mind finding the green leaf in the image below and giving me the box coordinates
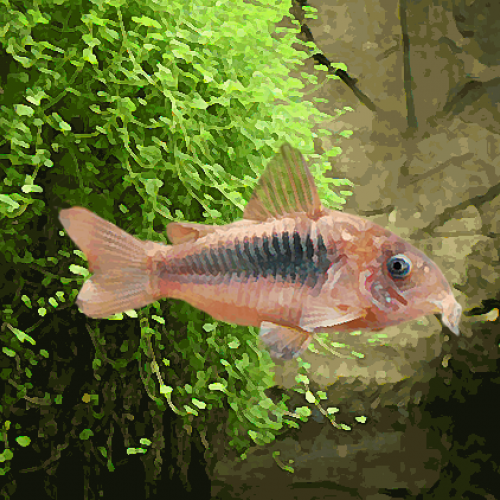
[21,295,32,308]
[0,195,20,210]
[184,405,198,416]
[228,339,240,349]
[295,406,311,418]
[107,313,124,320]
[351,351,365,359]
[7,324,35,345]
[1,449,14,462]
[221,79,245,92]
[21,184,43,193]
[83,47,97,65]
[127,447,146,455]
[69,265,89,277]
[104,28,119,41]
[160,385,172,395]
[248,430,258,442]
[208,382,226,392]
[28,9,49,25]
[15,104,34,116]
[132,16,162,29]
[192,398,206,409]
[79,429,94,440]
[155,64,175,85]
[137,145,162,166]
[305,391,315,403]
[15,436,31,447]
[295,374,309,385]
[82,34,101,47]
[143,178,163,196]
[191,95,208,109]
[316,391,327,400]
[339,130,353,138]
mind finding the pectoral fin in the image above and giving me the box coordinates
[300,261,366,331]
[300,301,366,331]
[259,322,312,360]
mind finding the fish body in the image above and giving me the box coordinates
[59,144,462,360]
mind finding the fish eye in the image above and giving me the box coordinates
[387,254,412,279]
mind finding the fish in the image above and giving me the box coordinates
[59,144,462,360]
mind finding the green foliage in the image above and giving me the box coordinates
[0,0,353,483]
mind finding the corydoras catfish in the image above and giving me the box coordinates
[59,144,462,360]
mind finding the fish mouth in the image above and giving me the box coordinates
[432,295,462,336]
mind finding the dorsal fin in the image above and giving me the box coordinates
[243,143,324,221]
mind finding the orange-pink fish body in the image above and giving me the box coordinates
[59,144,462,360]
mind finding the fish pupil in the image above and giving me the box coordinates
[387,254,411,279]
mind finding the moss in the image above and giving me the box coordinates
[0,0,352,486]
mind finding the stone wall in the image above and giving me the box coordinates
[213,1,500,498]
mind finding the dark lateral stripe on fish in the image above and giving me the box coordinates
[163,231,331,287]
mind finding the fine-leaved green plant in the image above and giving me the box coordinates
[0,0,352,485]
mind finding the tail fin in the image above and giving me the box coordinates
[59,207,166,318]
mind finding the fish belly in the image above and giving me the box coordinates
[163,275,307,327]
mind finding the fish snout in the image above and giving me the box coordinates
[432,294,462,335]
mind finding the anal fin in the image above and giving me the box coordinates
[259,322,312,360]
